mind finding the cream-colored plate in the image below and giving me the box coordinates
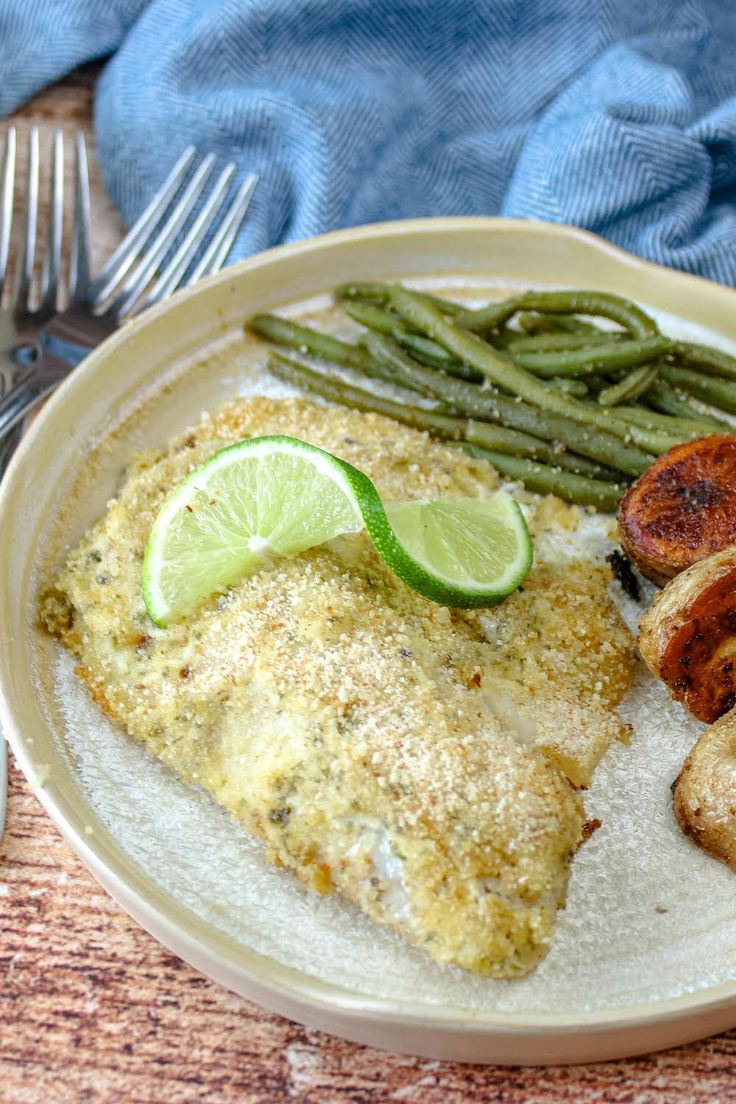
[3,218,736,1065]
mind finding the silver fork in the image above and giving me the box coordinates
[0,133,258,842]
[0,139,258,445]
[0,124,90,844]
[0,125,91,479]
[0,124,88,844]
[0,127,87,444]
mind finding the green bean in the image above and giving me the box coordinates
[248,312,466,407]
[268,354,615,479]
[458,420,577,466]
[395,335,457,369]
[343,299,407,337]
[548,378,589,397]
[613,405,718,440]
[249,313,375,373]
[363,331,646,475]
[461,421,615,476]
[398,333,480,378]
[344,300,478,379]
[518,312,552,335]
[453,297,522,333]
[521,291,659,338]
[676,342,736,382]
[251,313,449,403]
[482,325,518,350]
[267,353,456,427]
[661,365,736,415]
[509,335,670,379]
[387,288,653,469]
[597,364,659,407]
[505,331,621,353]
[455,443,625,512]
[584,411,680,453]
[457,290,659,338]
[645,379,727,426]
[248,311,475,402]
[517,311,603,336]
[336,282,463,316]
[360,330,531,417]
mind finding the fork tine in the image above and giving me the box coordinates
[38,130,64,317]
[90,145,196,303]
[185,172,258,285]
[132,162,236,315]
[107,153,217,318]
[0,127,16,302]
[15,127,39,313]
[68,132,91,303]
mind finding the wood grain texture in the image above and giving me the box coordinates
[3,67,736,1104]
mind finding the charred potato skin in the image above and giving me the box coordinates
[639,546,736,724]
[618,435,736,586]
[673,709,736,870]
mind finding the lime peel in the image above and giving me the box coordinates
[142,435,533,626]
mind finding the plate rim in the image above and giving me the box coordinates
[4,215,736,1057]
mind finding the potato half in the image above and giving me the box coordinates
[619,435,736,585]
[639,545,736,724]
[673,709,736,871]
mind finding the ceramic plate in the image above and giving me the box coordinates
[3,218,736,1065]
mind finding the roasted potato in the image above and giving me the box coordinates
[673,709,736,870]
[618,435,736,585]
[639,545,736,723]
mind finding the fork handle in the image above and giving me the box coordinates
[0,368,58,440]
[0,329,92,443]
[0,330,45,475]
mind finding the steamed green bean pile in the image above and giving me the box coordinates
[246,283,736,511]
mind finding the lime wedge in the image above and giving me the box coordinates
[383,497,533,601]
[143,435,532,626]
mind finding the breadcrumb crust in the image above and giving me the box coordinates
[41,397,634,976]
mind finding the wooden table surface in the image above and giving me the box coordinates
[3,68,736,1104]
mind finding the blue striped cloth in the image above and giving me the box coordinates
[3,1,736,282]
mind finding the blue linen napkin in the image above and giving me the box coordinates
[2,0,736,282]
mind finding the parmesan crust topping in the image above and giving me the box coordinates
[41,397,634,976]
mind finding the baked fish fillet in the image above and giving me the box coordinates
[41,397,634,977]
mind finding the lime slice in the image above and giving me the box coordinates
[143,436,364,626]
[383,497,533,602]
[143,435,532,625]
